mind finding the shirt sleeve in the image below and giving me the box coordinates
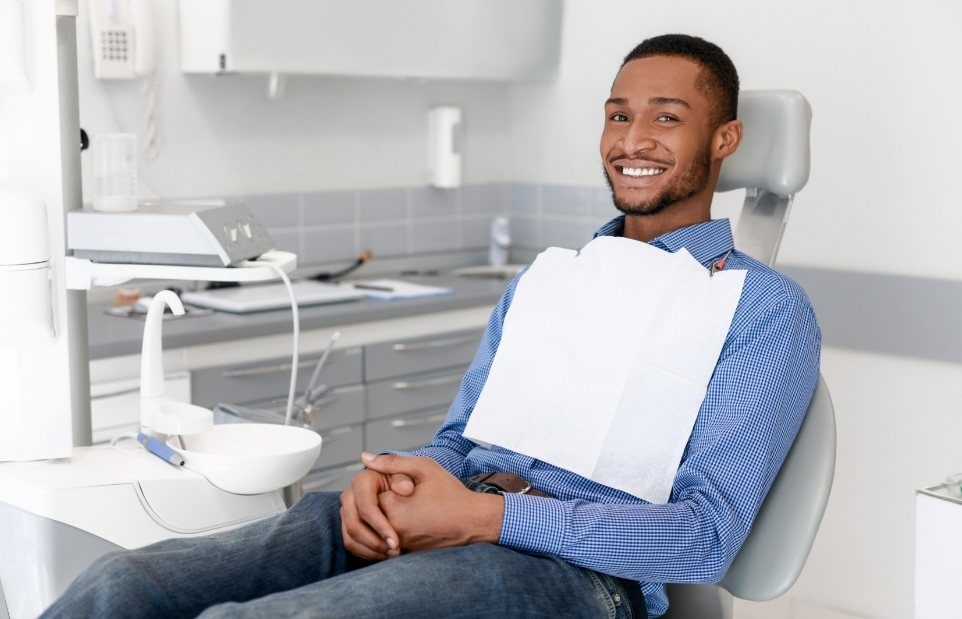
[497,288,822,583]
[402,274,522,477]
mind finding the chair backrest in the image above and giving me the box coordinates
[716,89,812,197]
[716,89,813,266]
[718,375,836,600]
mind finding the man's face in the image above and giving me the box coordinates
[600,55,717,217]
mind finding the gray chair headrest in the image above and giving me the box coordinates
[716,90,812,197]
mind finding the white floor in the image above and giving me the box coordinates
[734,596,867,619]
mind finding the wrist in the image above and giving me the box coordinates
[467,491,504,545]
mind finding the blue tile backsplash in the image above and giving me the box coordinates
[236,183,614,266]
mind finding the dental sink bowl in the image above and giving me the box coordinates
[168,424,322,495]
[451,265,525,280]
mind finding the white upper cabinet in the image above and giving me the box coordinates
[179,0,562,81]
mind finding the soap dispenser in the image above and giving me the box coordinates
[140,291,214,435]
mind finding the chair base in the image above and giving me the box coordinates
[663,584,733,619]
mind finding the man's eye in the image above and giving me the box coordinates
[656,114,679,123]
[610,113,629,122]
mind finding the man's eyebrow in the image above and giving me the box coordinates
[649,97,690,108]
[604,96,691,108]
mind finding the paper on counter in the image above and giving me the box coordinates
[462,236,745,504]
[354,279,452,301]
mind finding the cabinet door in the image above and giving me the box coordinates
[192,347,362,408]
[365,407,449,454]
[365,330,481,382]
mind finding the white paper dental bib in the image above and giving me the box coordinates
[463,236,746,503]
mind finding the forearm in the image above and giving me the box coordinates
[498,495,730,582]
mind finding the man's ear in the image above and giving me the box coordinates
[712,119,743,161]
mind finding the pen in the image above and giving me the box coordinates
[136,432,186,466]
[354,283,394,292]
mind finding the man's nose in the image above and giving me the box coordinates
[621,122,657,156]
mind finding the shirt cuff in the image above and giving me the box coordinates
[498,492,567,557]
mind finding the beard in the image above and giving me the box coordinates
[603,146,712,217]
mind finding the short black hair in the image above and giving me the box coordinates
[622,34,739,127]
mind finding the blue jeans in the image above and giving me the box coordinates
[43,492,646,618]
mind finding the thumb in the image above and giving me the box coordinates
[362,452,429,481]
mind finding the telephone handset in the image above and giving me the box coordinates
[89,0,156,80]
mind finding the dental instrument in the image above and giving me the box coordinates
[136,433,185,467]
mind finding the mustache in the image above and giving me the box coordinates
[607,152,674,167]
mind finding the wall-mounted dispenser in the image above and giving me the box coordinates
[428,106,461,189]
[0,189,54,345]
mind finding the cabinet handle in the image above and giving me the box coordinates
[391,334,477,352]
[221,363,293,378]
[390,413,447,428]
[391,374,462,391]
[91,385,142,399]
[319,426,353,443]
[221,357,338,379]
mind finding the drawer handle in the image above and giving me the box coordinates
[391,334,477,352]
[391,374,462,391]
[221,357,338,379]
[91,385,142,399]
[221,363,293,378]
[390,413,447,428]
[319,426,354,443]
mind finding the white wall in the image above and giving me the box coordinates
[75,0,512,200]
[509,0,962,282]
[507,3,962,619]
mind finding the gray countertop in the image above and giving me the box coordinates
[87,274,510,360]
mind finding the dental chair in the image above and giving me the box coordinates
[663,91,836,618]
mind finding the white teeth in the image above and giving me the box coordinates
[621,167,664,177]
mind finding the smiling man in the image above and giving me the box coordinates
[46,35,819,619]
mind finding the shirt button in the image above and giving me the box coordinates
[613,594,622,603]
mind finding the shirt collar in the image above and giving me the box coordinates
[593,215,735,268]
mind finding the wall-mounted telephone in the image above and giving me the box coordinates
[88,0,156,79]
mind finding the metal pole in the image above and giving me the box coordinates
[56,8,92,446]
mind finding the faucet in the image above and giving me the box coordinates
[140,291,214,436]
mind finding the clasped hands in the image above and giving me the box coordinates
[338,452,505,561]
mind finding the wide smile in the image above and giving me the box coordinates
[610,160,670,188]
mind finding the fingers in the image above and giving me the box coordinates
[362,452,435,481]
[340,513,388,562]
[389,473,415,496]
[340,475,400,559]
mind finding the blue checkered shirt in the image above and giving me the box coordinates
[409,216,821,618]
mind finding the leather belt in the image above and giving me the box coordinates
[467,472,549,498]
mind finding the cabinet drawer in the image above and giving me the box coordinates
[366,367,463,421]
[365,408,449,454]
[364,330,482,382]
[303,463,364,494]
[234,384,365,432]
[192,347,362,408]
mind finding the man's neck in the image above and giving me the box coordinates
[622,205,711,243]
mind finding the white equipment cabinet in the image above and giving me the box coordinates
[915,484,962,618]
[179,0,561,80]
